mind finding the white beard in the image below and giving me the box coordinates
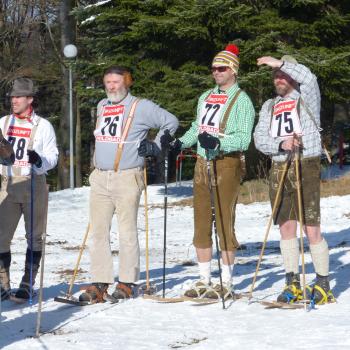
[106,89,127,103]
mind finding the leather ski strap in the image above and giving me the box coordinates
[113,98,140,172]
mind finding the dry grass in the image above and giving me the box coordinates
[166,173,350,207]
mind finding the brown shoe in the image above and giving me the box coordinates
[79,283,109,304]
[203,283,234,300]
[112,282,135,300]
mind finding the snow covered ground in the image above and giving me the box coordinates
[1,181,349,350]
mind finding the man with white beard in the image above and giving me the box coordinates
[79,66,178,303]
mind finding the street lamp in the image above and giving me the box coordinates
[63,44,78,190]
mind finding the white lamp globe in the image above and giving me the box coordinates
[63,44,78,58]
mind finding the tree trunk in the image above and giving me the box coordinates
[75,92,82,187]
[57,0,76,189]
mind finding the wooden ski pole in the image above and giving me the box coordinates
[248,153,291,299]
[66,224,90,297]
[144,164,150,291]
[294,148,307,310]
[35,185,49,338]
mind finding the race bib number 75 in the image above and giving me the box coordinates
[270,100,302,138]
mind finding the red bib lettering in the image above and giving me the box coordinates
[199,94,228,135]
[95,105,125,143]
[270,99,302,138]
[7,125,32,167]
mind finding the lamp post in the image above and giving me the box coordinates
[63,44,78,190]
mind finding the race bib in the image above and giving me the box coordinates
[199,94,228,135]
[95,105,125,143]
[7,125,32,167]
[270,100,302,138]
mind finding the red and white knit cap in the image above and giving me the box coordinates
[212,44,240,75]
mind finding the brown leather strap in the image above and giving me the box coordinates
[80,285,107,304]
[113,98,140,172]
[219,89,242,134]
[116,282,133,298]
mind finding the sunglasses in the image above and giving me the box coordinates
[211,66,229,73]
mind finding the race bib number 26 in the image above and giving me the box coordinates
[270,100,302,138]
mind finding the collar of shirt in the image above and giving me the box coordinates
[11,112,39,126]
[213,82,240,97]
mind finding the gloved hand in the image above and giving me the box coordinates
[198,132,220,150]
[169,139,183,156]
[160,129,174,150]
[0,128,15,165]
[138,139,159,157]
[27,149,42,168]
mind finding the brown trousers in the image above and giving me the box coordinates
[269,156,321,226]
[193,155,241,251]
[0,174,47,253]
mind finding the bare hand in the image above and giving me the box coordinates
[257,56,283,68]
[281,136,301,151]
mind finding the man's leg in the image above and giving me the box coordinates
[19,175,47,296]
[89,170,116,284]
[0,190,22,299]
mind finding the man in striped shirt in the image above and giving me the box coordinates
[173,44,255,299]
[254,55,334,305]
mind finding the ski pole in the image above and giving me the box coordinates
[294,147,307,310]
[66,224,90,297]
[35,185,49,337]
[248,152,292,299]
[29,164,35,305]
[144,164,150,291]
[205,149,225,309]
[162,130,170,298]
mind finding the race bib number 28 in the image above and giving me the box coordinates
[7,126,32,167]
[270,100,302,138]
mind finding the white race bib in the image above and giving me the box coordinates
[270,99,302,138]
[7,125,32,168]
[95,105,125,143]
[199,93,228,135]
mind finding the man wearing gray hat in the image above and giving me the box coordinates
[0,77,58,301]
[253,56,334,305]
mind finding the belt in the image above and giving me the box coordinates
[95,166,143,173]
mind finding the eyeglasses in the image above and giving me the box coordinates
[211,66,229,73]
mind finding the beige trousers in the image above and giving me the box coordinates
[0,174,47,253]
[88,168,144,284]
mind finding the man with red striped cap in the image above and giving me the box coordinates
[172,44,255,299]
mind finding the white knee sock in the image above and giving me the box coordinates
[221,263,234,285]
[198,261,211,284]
[280,238,300,274]
[310,238,329,276]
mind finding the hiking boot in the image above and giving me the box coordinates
[311,274,335,305]
[112,282,136,300]
[184,280,210,298]
[277,272,302,303]
[0,252,11,301]
[203,282,235,300]
[79,283,109,303]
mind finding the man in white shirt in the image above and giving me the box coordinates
[0,78,58,301]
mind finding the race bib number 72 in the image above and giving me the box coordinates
[270,100,302,138]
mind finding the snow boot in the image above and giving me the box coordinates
[277,272,302,303]
[184,280,210,298]
[79,283,109,304]
[310,274,335,305]
[0,251,11,301]
[111,282,135,300]
[15,249,42,300]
